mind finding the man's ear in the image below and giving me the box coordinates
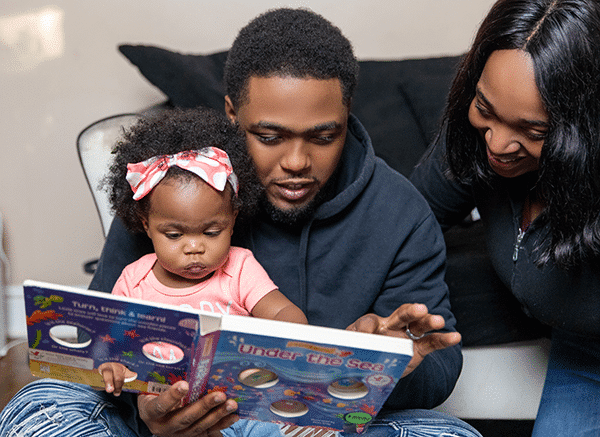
[224,95,237,124]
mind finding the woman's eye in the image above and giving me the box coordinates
[475,101,491,117]
[526,131,547,141]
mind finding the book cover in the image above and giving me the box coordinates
[23,280,412,432]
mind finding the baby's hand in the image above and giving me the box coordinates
[98,362,138,396]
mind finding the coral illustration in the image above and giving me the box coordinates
[27,310,63,326]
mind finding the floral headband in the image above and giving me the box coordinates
[126,147,239,201]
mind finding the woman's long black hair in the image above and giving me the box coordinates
[443,0,600,268]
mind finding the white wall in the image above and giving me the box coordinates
[0,0,495,337]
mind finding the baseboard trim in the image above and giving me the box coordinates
[6,285,26,339]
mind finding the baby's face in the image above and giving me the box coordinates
[143,177,237,288]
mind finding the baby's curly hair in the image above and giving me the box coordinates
[105,107,262,233]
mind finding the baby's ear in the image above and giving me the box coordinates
[230,209,239,235]
[138,214,150,234]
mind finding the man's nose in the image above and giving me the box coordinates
[280,141,311,174]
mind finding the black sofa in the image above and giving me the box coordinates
[108,44,556,435]
[118,44,548,348]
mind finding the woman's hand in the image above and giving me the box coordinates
[347,303,461,377]
[137,381,239,437]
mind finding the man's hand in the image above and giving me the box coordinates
[138,381,239,437]
[347,303,461,377]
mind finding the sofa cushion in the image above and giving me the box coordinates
[119,45,228,111]
[352,57,459,176]
[117,44,549,346]
[119,44,459,177]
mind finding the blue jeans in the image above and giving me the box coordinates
[0,380,140,437]
[532,329,600,437]
[223,411,482,437]
[0,379,481,437]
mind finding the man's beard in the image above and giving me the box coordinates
[260,167,340,227]
[260,193,321,227]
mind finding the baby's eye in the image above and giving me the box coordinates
[204,230,222,237]
[165,232,182,240]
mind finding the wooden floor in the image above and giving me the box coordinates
[0,340,38,411]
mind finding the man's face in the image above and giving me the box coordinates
[225,76,348,219]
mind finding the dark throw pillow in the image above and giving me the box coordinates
[119,45,228,110]
[119,44,459,177]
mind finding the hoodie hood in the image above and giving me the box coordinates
[313,113,375,220]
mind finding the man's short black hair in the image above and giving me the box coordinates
[224,8,359,109]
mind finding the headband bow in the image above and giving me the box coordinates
[126,147,239,200]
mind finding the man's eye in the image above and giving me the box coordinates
[256,134,281,145]
[312,135,335,145]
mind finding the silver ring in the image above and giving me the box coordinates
[405,326,425,341]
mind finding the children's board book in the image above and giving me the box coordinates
[23,280,413,432]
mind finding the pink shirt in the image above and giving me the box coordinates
[112,247,277,316]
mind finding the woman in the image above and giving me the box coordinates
[410,0,600,435]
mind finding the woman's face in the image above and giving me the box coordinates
[468,49,549,178]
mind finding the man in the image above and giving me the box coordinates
[0,8,480,437]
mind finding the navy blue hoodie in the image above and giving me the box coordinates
[90,115,461,428]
